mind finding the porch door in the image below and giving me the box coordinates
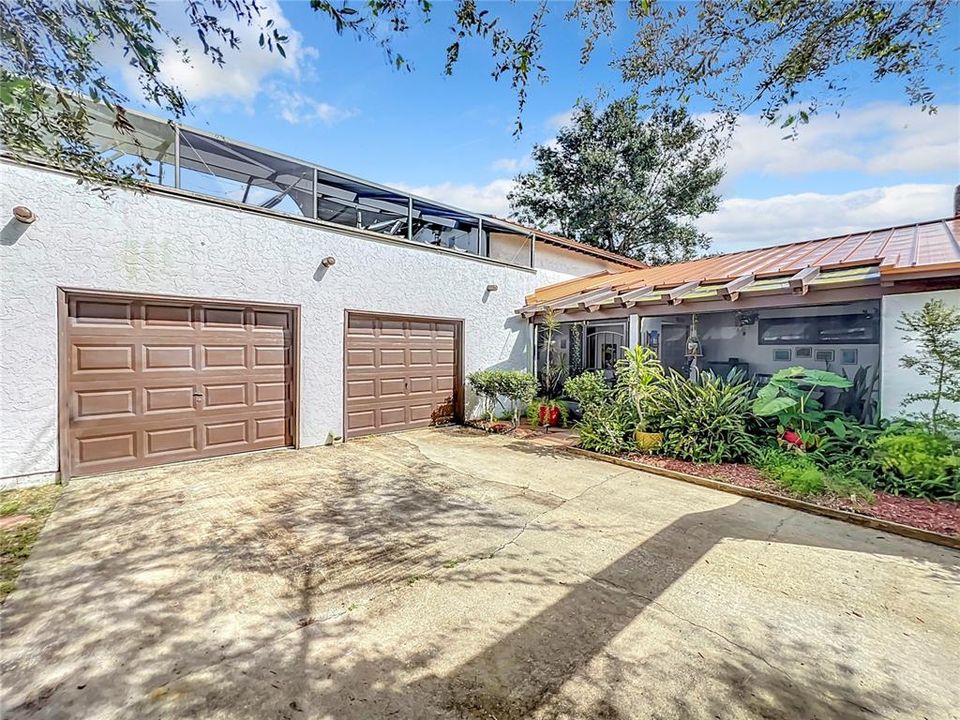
[660,324,689,373]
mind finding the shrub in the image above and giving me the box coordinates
[498,371,538,426]
[467,370,499,422]
[755,447,873,499]
[576,394,634,454]
[467,369,537,426]
[755,447,826,495]
[874,429,960,500]
[615,346,664,431]
[563,371,609,412]
[649,370,757,463]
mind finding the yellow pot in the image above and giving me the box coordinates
[634,430,663,452]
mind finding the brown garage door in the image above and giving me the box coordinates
[344,312,461,438]
[60,291,296,478]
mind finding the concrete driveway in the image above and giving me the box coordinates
[2,428,958,720]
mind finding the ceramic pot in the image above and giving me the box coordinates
[634,430,663,452]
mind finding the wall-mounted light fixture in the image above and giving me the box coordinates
[13,206,36,224]
[320,256,336,268]
[486,284,498,292]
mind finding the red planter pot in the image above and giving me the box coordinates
[538,405,562,427]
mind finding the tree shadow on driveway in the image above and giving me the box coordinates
[2,432,958,719]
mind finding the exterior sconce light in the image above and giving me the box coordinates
[320,256,336,268]
[13,206,36,224]
[486,284,498,292]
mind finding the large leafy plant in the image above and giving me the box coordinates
[615,346,664,431]
[752,367,852,443]
[649,369,757,463]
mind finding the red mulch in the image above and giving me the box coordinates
[623,453,960,538]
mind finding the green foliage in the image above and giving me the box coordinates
[623,2,947,130]
[0,0,285,185]
[468,369,537,426]
[752,367,852,438]
[3,1,948,188]
[755,447,873,500]
[537,309,567,398]
[874,429,960,501]
[824,365,879,425]
[615,346,664,431]
[508,97,722,264]
[575,394,634,454]
[563,371,610,413]
[649,370,757,463]
[895,299,960,435]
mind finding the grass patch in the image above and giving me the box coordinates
[1,484,62,604]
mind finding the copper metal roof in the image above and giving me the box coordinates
[522,217,960,314]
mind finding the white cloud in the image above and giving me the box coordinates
[720,103,959,183]
[546,109,574,130]
[391,179,516,217]
[122,0,317,105]
[490,157,522,172]
[697,183,955,254]
[269,88,355,125]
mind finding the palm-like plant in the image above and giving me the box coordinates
[616,346,664,432]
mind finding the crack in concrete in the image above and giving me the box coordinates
[483,471,633,560]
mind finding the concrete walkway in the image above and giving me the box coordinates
[2,428,958,720]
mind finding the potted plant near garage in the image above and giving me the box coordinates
[617,346,665,451]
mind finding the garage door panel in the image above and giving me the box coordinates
[144,344,196,371]
[74,344,135,373]
[204,420,249,448]
[254,417,287,442]
[203,345,247,369]
[75,389,136,419]
[143,303,193,328]
[379,348,406,367]
[344,312,460,439]
[253,346,288,367]
[255,381,288,403]
[144,386,195,414]
[76,432,137,466]
[145,426,198,456]
[201,306,246,329]
[64,293,295,477]
[204,383,248,408]
[74,299,134,326]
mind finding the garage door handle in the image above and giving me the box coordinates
[193,392,204,397]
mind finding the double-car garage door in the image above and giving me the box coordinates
[61,292,296,478]
[60,293,462,476]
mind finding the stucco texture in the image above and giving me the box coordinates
[0,162,614,480]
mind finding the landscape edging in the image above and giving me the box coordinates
[564,446,960,551]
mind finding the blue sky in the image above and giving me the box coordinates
[117,0,959,253]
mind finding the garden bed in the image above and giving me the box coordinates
[621,453,960,538]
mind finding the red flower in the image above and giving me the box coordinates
[782,430,804,448]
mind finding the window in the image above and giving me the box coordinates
[179,130,314,217]
[758,314,879,345]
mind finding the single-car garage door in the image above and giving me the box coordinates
[60,291,296,478]
[344,312,461,438]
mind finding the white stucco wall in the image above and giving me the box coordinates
[880,289,960,419]
[0,162,620,482]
